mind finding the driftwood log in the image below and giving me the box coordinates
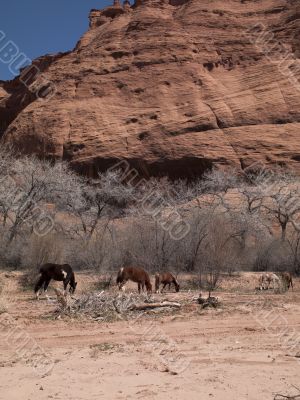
[130,302,181,311]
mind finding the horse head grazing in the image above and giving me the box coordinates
[155,272,180,293]
[116,266,152,294]
[69,280,77,294]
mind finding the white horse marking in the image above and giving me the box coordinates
[62,270,67,279]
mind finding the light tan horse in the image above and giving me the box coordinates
[259,273,281,291]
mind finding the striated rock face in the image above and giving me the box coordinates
[1,0,300,178]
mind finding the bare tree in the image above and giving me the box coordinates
[5,157,78,242]
[287,230,300,273]
[201,168,241,194]
[65,170,133,240]
[259,174,300,241]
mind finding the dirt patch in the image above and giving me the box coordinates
[0,271,299,400]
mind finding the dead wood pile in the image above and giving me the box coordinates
[54,291,181,321]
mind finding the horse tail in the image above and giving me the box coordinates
[116,267,124,285]
[173,276,180,292]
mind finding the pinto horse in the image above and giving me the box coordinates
[34,263,77,299]
[155,272,180,293]
[116,266,152,293]
[258,272,280,291]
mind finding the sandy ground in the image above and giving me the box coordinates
[0,271,299,400]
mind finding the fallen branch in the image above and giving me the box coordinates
[130,301,181,311]
[274,386,300,399]
[197,294,220,309]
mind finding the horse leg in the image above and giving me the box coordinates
[66,273,75,294]
[120,279,128,292]
[34,275,45,300]
[138,283,141,294]
[63,278,70,296]
[162,283,167,293]
[43,278,51,299]
[69,273,77,294]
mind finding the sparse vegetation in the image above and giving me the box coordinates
[90,342,123,358]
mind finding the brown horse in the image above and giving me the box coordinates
[280,272,293,291]
[155,272,180,293]
[116,267,152,293]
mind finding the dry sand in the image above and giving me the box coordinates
[0,272,299,400]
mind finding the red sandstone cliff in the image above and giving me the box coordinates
[1,0,299,178]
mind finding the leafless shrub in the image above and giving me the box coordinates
[0,229,24,269]
[93,274,114,291]
[1,146,300,281]
[287,230,300,274]
[22,233,65,270]
[20,233,65,290]
[253,238,294,273]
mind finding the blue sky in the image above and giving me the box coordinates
[0,0,111,80]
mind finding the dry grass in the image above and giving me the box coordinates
[18,271,40,291]
[89,343,123,358]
